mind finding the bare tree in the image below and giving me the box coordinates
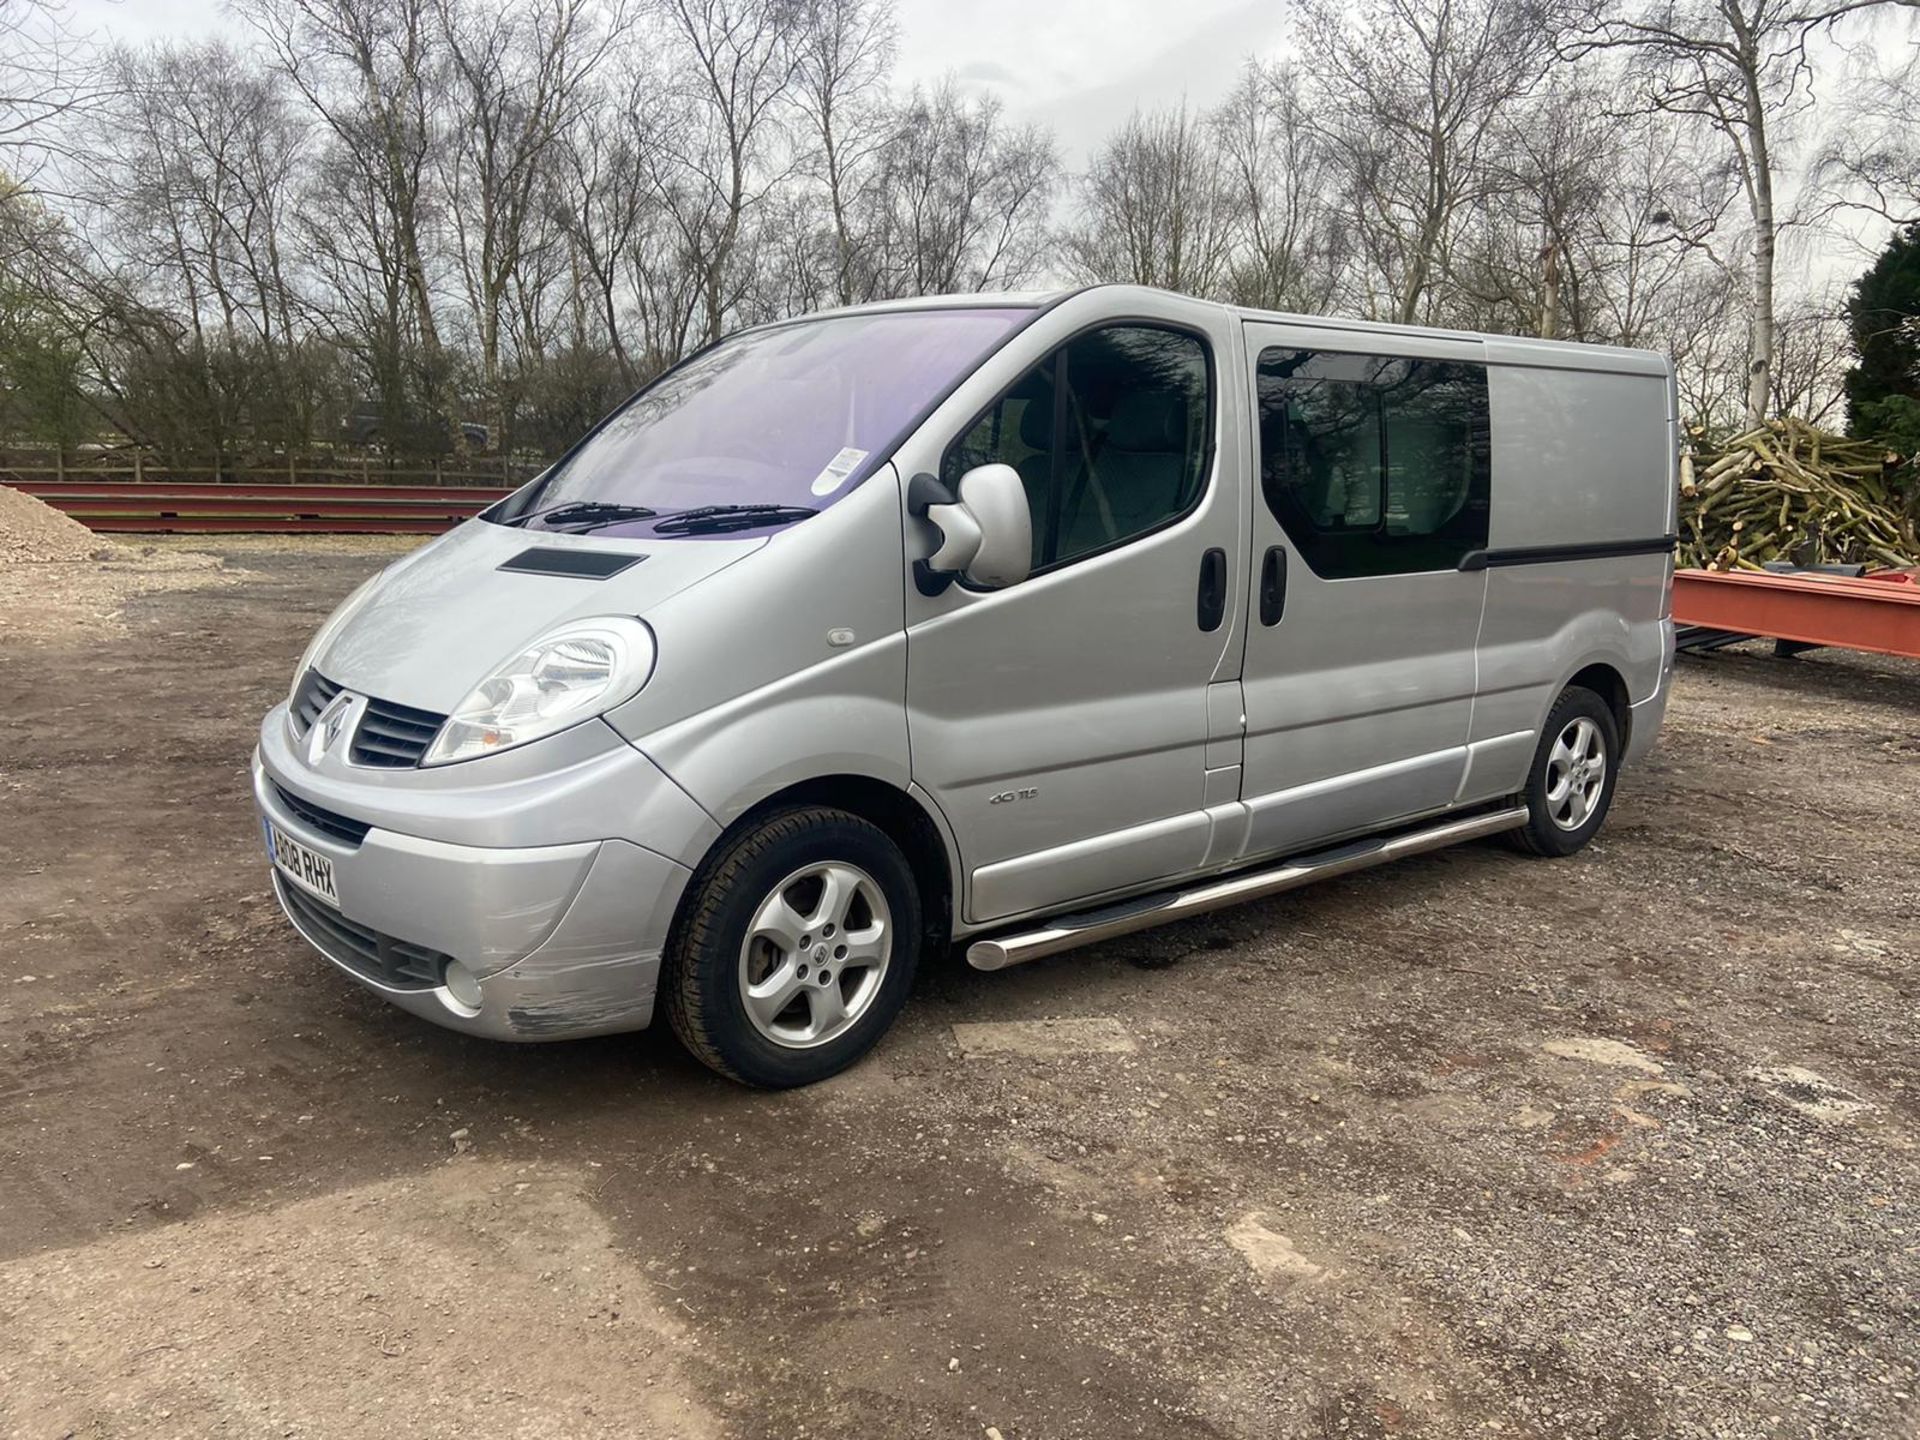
[14,0,1904,464]
[1443,77,1723,341]
[1512,82,1617,336]
[1556,0,1904,423]
[1770,288,1851,420]
[113,52,302,339]
[1817,20,1920,227]
[1300,0,1554,325]
[1062,104,1236,296]
[1212,60,1342,312]
[660,0,802,343]
[621,169,710,365]
[432,0,626,444]
[792,0,895,304]
[555,77,664,383]
[1660,258,1751,425]
[874,80,1057,295]
[1572,105,1740,345]
[44,42,326,462]
[238,0,451,429]
[0,0,107,180]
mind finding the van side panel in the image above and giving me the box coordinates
[1467,560,1671,786]
[605,468,912,826]
[1462,356,1674,801]
[1480,356,1671,549]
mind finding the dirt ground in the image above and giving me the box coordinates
[1,538,1915,1440]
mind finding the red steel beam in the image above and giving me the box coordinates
[47,498,495,517]
[10,481,511,502]
[80,516,458,534]
[1673,567,1920,660]
[7,479,509,534]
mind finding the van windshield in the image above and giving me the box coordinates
[490,308,1031,538]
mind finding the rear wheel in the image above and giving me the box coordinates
[664,806,921,1087]
[1506,686,1620,857]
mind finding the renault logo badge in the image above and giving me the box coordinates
[308,691,361,765]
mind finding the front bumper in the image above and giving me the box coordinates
[253,742,698,1041]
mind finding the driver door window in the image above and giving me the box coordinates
[943,325,1213,571]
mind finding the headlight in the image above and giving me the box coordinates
[422,616,655,767]
[289,571,383,703]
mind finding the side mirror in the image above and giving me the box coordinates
[908,465,1033,595]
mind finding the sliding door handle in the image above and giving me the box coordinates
[1197,547,1227,632]
[1259,545,1288,626]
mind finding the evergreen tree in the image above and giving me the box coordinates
[1843,224,1920,455]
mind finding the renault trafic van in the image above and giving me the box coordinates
[254,286,1677,1087]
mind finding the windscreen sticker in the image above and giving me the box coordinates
[810,447,869,496]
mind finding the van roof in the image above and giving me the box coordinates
[804,291,1066,318]
[806,284,1672,377]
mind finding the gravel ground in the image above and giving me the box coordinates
[0,538,1914,1439]
[0,489,238,643]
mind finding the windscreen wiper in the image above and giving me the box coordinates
[519,500,659,531]
[651,503,818,536]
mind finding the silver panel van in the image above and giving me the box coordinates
[253,286,1677,1086]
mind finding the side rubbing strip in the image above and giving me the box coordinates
[498,547,647,579]
[1458,535,1677,572]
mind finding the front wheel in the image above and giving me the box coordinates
[1505,686,1620,858]
[663,806,921,1087]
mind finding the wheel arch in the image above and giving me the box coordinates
[1563,660,1632,757]
[681,774,959,952]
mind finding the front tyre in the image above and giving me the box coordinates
[663,806,921,1087]
[1506,686,1621,858]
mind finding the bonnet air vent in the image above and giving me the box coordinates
[497,547,646,579]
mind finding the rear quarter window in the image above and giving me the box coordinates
[1257,349,1490,578]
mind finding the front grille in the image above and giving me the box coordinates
[351,696,446,768]
[277,878,449,991]
[291,670,342,735]
[270,780,372,847]
[290,668,446,769]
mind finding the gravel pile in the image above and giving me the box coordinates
[0,483,127,563]
[0,486,238,640]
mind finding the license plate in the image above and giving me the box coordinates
[265,819,339,904]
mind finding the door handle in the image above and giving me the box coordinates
[1197,547,1227,632]
[1259,546,1288,626]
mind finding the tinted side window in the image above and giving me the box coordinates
[945,325,1213,571]
[1256,349,1490,577]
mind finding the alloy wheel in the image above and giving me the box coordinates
[736,861,893,1048]
[1544,715,1607,831]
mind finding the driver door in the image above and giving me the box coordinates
[898,309,1248,927]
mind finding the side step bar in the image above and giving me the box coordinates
[965,805,1530,971]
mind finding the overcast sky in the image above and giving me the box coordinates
[64,0,1287,161]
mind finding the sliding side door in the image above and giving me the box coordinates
[1235,322,1491,860]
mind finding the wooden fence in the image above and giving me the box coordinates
[1,457,544,488]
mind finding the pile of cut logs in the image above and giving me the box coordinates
[1679,419,1913,571]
